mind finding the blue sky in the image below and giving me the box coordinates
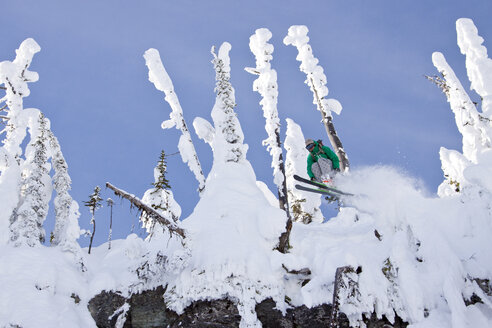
[2,1,491,247]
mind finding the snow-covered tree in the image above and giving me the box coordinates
[144,49,206,192]
[10,112,52,246]
[284,26,349,171]
[0,39,81,253]
[431,18,492,197]
[0,38,41,244]
[210,43,247,163]
[284,118,323,224]
[246,28,291,218]
[179,42,287,327]
[48,121,81,251]
[193,43,247,164]
[141,150,181,240]
[84,186,102,254]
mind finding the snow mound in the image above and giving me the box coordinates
[291,166,492,327]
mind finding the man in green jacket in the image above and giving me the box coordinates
[305,138,340,182]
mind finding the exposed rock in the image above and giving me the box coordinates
[475,278,491,296]
[289,303,350,328]
[71,293,81,304]
[256,298,352,328]
[88,290,126,328]
[363,312,408,328]
[172,299,241,328]
[88,288,409,328]
[465,278,492,306]
[128,286,173,328]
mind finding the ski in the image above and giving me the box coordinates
[293,174,353,196]
[295,184,341,199]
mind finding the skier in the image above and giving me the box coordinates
[305,138,340,183]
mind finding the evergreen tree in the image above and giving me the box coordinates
[141,150,181,239]
[0,39,41,245]
[210,43,247,164]
[10,112,52,246]
[152,150,171,191]
[46,118,81,251]
[85,186,102,254]
[0,39,82,251]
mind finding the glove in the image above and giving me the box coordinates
[310,177,316,181]
[334,167,340,172]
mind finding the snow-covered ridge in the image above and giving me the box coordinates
[1,18,492,328]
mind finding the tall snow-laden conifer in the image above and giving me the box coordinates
[48,123,81,251]
[284,26,349,171]
[246,28,291,219]
[184,42,287,327]
[0,38,40,244]
[431,19,492,196]
[210,43,247,163]
[0,39,81,250]
[10,112,52,246]
[193,42,248,164]
[144,49,206,192]
[141,150,181,240]
[284,118,323,223]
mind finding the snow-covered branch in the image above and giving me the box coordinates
[283,26,342,118]
[432,53,490,163]
[106,182,186,240]
[144,49,206,192]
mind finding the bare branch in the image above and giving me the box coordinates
[244,67,260,75]
[106,182,186,240]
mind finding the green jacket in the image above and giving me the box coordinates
[307,141,340,179]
